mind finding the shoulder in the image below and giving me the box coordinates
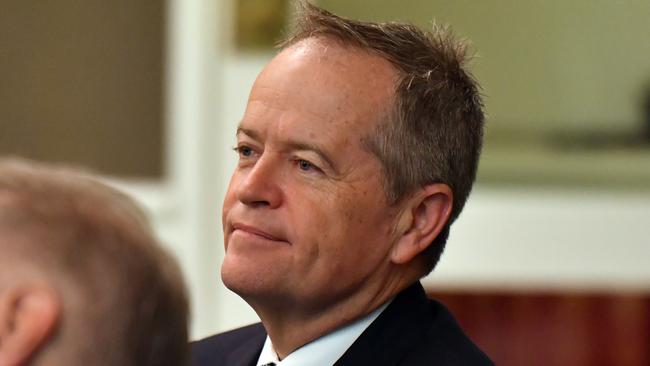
[191,323,266,366]
[337,282,493,366]
[406,299,494,365]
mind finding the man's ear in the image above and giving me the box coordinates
[390,184,453,265]
[0,286,60,366]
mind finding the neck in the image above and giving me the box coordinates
[250,272,418,359]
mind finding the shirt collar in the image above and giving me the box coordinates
[256,300,392,366]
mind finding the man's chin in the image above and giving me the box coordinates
[221,257,285,300]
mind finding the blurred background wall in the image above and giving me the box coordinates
[1,1,649,364]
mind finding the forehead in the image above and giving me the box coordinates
[244,37,398,139]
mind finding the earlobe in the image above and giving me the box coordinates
[0,286,60,366]
[390,184,453,265]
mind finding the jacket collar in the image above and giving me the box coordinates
[334,282,433,365]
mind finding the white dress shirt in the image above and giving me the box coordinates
[256,301,391,366]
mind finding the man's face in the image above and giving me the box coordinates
[221,38,404,312]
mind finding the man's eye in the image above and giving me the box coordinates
[234,146,254,157]
[297,159,320,172]
[298,160,312,170]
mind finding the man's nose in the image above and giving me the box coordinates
[235,154,282,209]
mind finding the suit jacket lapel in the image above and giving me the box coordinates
[334,282,433,366]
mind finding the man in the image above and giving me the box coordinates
[0,158,189,366]
[194,2,492,365]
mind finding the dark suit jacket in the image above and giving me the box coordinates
[192,282,494,365]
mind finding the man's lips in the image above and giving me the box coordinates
[231,223,286,242]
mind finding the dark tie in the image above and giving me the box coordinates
[261,363,276,366]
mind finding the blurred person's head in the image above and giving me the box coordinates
[0,158,189,366]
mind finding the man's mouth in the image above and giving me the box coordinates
[231,223,286,242]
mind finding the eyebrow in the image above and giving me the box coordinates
[236,127,338,173]
[236,127,260,141]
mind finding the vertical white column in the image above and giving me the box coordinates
[166,0,227,339]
